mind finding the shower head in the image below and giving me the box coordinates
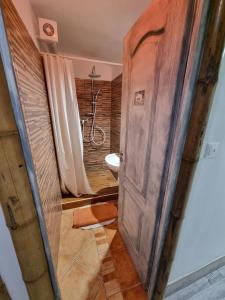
[88,66,101,79]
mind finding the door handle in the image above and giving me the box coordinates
[118,152,124,162]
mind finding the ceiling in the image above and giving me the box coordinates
[30,0,150,63]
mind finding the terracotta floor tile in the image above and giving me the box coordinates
[87,278,104,300]
[108,292,124,300]
[123,285,148,300]
[104,279,121,297]
[95,284,107,300]
[104,223,126,252]
[101,260,115,276]
[58,208,146,300]
[103,270,117,283]
[111,247,140,290]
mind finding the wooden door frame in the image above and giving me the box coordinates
[0,6,60,299]
[150,0,225,299]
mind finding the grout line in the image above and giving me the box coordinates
[94,226,122,299]
[120,282,142,293]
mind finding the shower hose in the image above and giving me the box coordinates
[81,89,106,147]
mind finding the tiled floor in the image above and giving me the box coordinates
[62,169,118,205]
[86,169,118,195]
[58,209,147,300]
[165,265,225,300]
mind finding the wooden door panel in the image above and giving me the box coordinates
[125,40,161,192]
[121,182,156,279]
[119,0,201,287]
[129,0,167,56]
[122,190,143,253]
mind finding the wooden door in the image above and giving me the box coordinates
[119,0,201,286]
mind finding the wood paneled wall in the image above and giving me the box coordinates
[2,0,62,267]
[75,78,111,171]
[111,74,122,153]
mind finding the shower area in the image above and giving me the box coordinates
[69,64,122,202]
[80,66,106,148]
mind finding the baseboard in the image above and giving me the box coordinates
[165,256,225,297]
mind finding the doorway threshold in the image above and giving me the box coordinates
[62,192,118,210]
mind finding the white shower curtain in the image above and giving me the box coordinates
[43,54,93,196]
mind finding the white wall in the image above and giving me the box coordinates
[112,65,123,80]
[11,0,39,48]
[71,55,122,81]
[10,0,124,78]
[169,47,225,283]
[0,206,29,300]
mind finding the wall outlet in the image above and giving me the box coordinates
[204,142,219,159]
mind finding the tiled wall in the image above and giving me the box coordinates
[2,0,62,267]
[75,79,112,171]
[111,74,122,154]
[75,74,122,172]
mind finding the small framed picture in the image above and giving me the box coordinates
[134,90,145,105]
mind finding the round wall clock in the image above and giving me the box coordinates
[43,23,55,37]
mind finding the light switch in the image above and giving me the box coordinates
[204,142,219,159]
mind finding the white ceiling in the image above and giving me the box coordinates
[30,0,150,63]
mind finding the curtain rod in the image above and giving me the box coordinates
[40,52,123,67]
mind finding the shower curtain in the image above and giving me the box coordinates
[43,54,93,196]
